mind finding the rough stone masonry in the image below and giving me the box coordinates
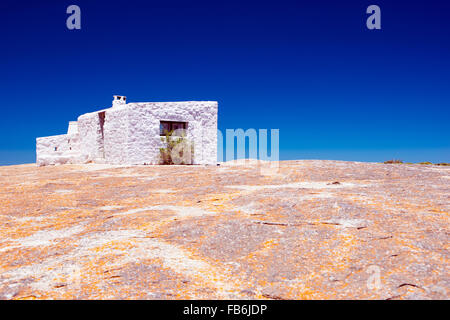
[36,96,218,166]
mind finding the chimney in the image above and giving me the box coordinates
[112,95,127,107]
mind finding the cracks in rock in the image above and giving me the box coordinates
[103,268,122,274]
[130,236,157,239]
[389,253,400,257]
[251,220,368,229]
[359,235,394,243]
[397,283,426,291]
[386,283,427,300]
[386,294,403,300]
[369,235,393,241]
[261,293,286,300]
[376,235,393,240]
[251,221,304,227]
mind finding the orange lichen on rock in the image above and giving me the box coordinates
[0,160,448,299]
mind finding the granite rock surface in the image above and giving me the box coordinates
[0,160,448,299]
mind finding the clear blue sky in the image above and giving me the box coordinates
[1,0,449,165]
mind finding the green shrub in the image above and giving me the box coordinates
[159,130,194,165]
[418,161,433,165]
[384,159,403,164]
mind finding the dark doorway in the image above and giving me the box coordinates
[98,112,106,158]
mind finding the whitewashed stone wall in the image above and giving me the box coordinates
[36,122,82,166]
[36,99,218,166]
[77,110,106,163]
[105,101,218,165]
[103,105,130,164]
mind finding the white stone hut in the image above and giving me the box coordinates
[36,96,218,166]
